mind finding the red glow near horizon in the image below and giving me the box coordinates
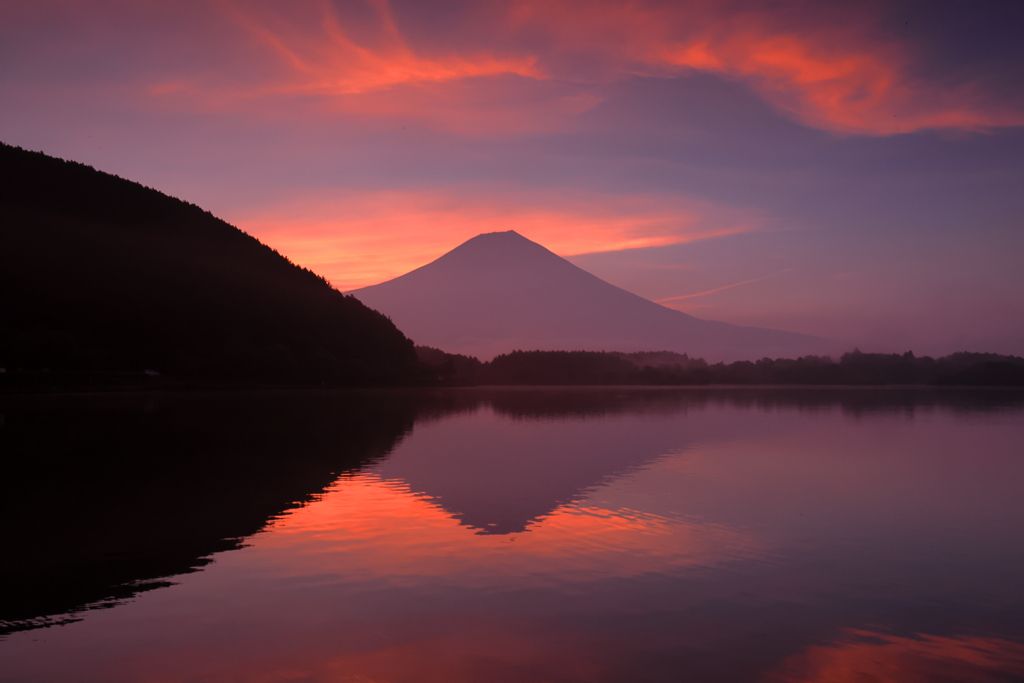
[234,189,759,290]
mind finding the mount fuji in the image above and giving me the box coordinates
[350,231,836,362]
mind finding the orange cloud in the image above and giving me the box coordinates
[221,0,540,95]
[142,1,1023,136]
[511,0,1024,135]
[766,629,1024,683]
[144,1,593,134]
[228,188,758,290]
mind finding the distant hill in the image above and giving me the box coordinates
[0,143,418,385]
[350,231,837,362]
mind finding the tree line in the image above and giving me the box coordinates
[417,347,1024,386]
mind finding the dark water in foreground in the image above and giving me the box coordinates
[1,388,1023,682]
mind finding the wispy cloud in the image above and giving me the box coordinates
[129,0,1024,135]
[219,0,541,96]
[509,0,1024,135]
[656,269,792,304]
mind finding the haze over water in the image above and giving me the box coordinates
[2,388,1024,682]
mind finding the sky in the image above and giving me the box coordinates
[2,0,1023,356]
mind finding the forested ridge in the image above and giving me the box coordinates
[0,143,419,386]
[417,347,1024,386]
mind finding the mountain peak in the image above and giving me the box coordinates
[476,230,524,239]
[414,231,567,277]
[447,230,552,255]
[350,233,835,362]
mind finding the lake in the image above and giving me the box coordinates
[2,387,1023,682]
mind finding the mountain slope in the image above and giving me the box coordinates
[0,143,417,383]
[350,231,835,362]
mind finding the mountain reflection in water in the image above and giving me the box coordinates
[1,387,1023,682]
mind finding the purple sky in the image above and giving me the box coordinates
[2,0,1022,355]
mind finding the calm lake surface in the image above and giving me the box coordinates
[2,387,1023,682]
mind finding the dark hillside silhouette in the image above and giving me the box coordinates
[0,143,418,385]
